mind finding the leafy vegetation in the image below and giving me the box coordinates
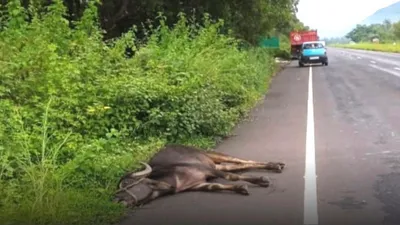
[322,37,351,45]
[345,19,400,43]
[329,19,400,52]
[0,0,304,224]
[56,0,303,44]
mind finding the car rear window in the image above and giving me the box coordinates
[303,43,324,49]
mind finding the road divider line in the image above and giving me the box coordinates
[370,60,376,64]
[304,66,319,225]
[369,64,400,78]
[395,67,400,71]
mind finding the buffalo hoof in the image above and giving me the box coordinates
[267,162,286,173]
[236,184,250,195]
[257,176,270,187]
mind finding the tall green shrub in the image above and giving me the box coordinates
[0,1,276,224]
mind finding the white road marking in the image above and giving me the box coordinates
[304,66,319,225]
[365,150,392,156]
[369,64,400,78]
[395,67,400,71]
[370,60,376,64]
[357,56,361,59]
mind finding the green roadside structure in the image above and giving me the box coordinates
[259,36,280,48]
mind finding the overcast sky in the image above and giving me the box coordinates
[296,0,399,38]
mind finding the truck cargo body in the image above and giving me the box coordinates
[290,30,319,59]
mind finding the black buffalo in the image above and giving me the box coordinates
[114,144,286,207]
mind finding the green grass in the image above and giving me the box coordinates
[331,42,400,53]
[0,1,280,225]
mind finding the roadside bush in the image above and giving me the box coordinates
[0,1,277,224]
[275,34,292,59]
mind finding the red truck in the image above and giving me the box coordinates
[290,30,319,59]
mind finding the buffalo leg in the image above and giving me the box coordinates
[205,152,285,172]
[205,151,260,164]
[215,162,285,173]
[214,170,270,187]
[191,182,249,195]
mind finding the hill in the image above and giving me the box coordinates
[360,1,400,25]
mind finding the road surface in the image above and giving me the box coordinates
[118,47,400,225]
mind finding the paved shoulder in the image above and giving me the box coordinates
[118,62,309,225]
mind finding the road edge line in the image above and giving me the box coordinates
[303,66,319,225]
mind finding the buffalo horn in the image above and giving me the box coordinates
[128,162,152,178]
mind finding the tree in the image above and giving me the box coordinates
[4,0,304,45]
[346,24,370,42]
[345,21,399,43]
[393,21,400,39]
[383,19,391,30]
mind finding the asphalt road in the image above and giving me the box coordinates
[119,47,400,225]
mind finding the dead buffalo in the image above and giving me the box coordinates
[113,144,285,207]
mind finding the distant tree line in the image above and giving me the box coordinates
[322,37,351,44]
[345,19,400,43]
[0,0,309,45]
